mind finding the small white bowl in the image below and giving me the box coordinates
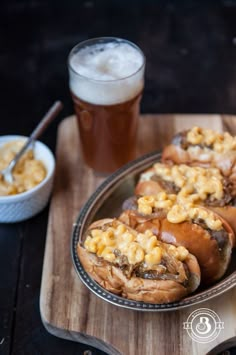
[0,135,55,223]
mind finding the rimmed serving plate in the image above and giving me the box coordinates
[71,151,236,311]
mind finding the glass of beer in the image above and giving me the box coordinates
[68,37,145,174]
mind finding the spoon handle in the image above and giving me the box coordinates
[8,101,63,171]
[29,101,63,142]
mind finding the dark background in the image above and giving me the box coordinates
[1,0,236,354]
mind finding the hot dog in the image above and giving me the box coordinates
[119,195,234,284]
[162,126,236,196]
[77,219,201,304]
[135,162,236,245]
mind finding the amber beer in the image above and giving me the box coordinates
[68,37,145,173]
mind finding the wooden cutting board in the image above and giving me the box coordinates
[40,114,236,355]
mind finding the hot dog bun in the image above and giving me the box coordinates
[135,162,236,247]
[119,209,233,284]
[162,127,236,194]
[135,168,165,196]
[78,219,201,304]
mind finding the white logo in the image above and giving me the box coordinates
[183,308,224,343]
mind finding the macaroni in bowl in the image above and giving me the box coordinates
[0,141,47,196]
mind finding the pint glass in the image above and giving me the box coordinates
[68,37,145,173]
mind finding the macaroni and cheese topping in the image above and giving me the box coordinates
[137,194,223,231]
[167,204,222,230]
[138,193,176,215]
[0,141,47,196]
[152,163,224,202]
[83,221,189,268]
[186,126,236,153]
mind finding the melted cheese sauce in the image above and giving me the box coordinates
[153,163,224,202]
[186,126,236,153]
[138,193,222,230]
[0,141,46,196]
[84,221,189,265]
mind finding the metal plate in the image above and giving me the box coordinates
[71,150,236,311]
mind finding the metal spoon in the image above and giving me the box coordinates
[0,101,63,184]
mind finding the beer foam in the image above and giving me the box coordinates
[69,42,144,105]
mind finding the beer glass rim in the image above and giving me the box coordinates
[68,36,145,83]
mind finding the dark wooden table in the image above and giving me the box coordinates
[2,1,236,354]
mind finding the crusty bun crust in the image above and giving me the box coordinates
[119,210,233,284]
[78,219,201,304]
[78,245,201,304]
[162,144,198,166]
[135,168,164,196]
[135,180,164,196]
[207,206,236,247]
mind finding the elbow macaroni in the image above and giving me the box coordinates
[83,221,189,266]
[0,141,46,196]
[138,193,176,214]
[186,126,236,153]
[152,163,224,202]
[137,194,223,231]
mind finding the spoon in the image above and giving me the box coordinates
[0,100,63,184]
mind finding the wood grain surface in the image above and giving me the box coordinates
[40,114,236,355]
